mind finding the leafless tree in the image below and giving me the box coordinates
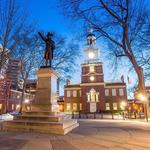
[52,34,80,82]
[16,31,79,113]
[0,0,27,74]
[13,27,43,113]
[60,0,150,96]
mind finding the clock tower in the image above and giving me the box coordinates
[81,26,105,112]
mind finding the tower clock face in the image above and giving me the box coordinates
[90,76,95,81]
[88,51,95,59]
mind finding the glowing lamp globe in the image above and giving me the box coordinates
[88,52,95,59]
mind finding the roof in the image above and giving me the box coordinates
[87,33,95,37]
[58,96,64,102]
[105,82,126,86]
[128,99,143,104]
[65,84,80,88]
[146,86,150,90]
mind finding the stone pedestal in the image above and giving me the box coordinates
[32,68,59,112]
[3,67,79,135]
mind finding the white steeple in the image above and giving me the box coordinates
[84,25,100,64]
[87,25,96,46]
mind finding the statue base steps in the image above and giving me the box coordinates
[2,112,79,135]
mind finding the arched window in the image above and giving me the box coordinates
[86,88,99,102]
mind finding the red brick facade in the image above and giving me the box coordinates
[64,28,127,113]
[64,63,127,113]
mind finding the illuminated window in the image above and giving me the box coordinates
[90,65,94,72]
[0,104,2,110]
[12,104,14,110]
[87,88,99,102]
[73,103,77,111]
[26,106,31,111]
[113,103,117,110]
[79,90,81,97]
[112,89,116,96]
[16,104,20,111]
[66,103,71,111]
[120,102,126,110]
[80,103,82,110]
[119,89,124,96]
[59,105,63,111]
[105,89,109,96]
[87,94,90,102]
[106,103,110,110]
[67,91,71,97]
[73,90,77,97]
[96,94,99,102]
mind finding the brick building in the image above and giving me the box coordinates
[6,59,21,89]
[64,27,127,113]
[127,86,150,115]
[0,82,34,114]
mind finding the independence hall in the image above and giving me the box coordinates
[63,28,128,113]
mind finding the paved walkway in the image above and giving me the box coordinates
[0,119,150,150]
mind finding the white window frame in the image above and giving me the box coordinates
[87,88,99,102]
[0,104,2,110]
[119,88,124,96]
[73,103,77,111]
[112,89,117,96]
[80,103,82,110]
[89,65,94,72]
[67,91,71,97]
[12,104,15,110]
[73,90,77,97]
[96,94,99,102]
[79,90,82,97]
[66,103,71,111]
[105,89,109,96]
[106,103,110,110]
[113,103,117,110]
[87,93,90,102]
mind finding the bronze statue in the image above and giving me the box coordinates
[38,32,55,67]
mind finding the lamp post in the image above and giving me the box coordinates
[120,101,127,120]
[137,93,148,122]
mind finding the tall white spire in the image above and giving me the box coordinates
[84,25,100,64]
[87,25,96,46]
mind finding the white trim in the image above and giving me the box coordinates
[80,82,105,86]
[81,63,103,67]
[105,85,126,88]
[65,87,81,90]
[82,73,103,76]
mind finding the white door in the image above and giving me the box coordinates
[90,103,96,112]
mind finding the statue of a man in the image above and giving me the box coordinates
[38,32,55,67]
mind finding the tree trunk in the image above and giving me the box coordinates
[19,80,26,113]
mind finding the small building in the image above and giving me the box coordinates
[64,27,128,113]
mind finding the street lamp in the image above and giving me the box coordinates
[120,101,127,120]
[24,99,29,104]
[137,93,148,122]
